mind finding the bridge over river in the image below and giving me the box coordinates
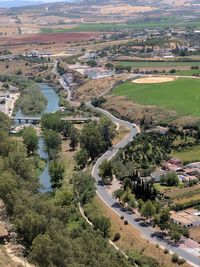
[11,116,98,124]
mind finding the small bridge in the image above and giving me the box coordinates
[11,116,97,124]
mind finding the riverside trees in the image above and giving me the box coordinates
[23,127,38,154]
[0,111,135,267]
[76,117,116,168]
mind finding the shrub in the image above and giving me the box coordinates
[164,248,169,254]
[113,233,121,242]
[120,215,124,220]
[124,220,128,225]
[178,258,186,265]
[172,253,179,263]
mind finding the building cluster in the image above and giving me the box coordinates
[151,158,200,185]
[0,85,20,117]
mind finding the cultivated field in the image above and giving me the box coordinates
[112,77,200,116]
[171,145,200,162]
[116,61,200,68]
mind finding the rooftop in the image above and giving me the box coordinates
[171,208,200,226]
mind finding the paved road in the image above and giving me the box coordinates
[89,104,200,267]
[54,63,200,266]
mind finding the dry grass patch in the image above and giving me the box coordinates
[112,124,130,146]
[132,76,175,84]
[60,140,78,189]
[90,196,190,267]
[75,74,129,102]
[189,226,200,243]
[103,95,198,127]
[100,4,155,14]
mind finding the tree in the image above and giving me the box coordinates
[99,117,116,149]
[99,160,113,184]
[93,217,111,238]
[105,63,114,70]
[69,127,78,150]
[49,160,65,189]
[86,59,97,67]
[0,112,11,132]
[8,140,34,180]
[43,130,61,159]
[73,172,95,205]
[120,188,136,208]
[15,210,47,246]
[41,113,62,132]
[154,207,170,231]
[23,127,38,154]
[160,172,179,186]
[141,200,156,221]
[75,149,89,169]
[80,121,103,160]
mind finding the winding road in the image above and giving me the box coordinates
[56,64,200,267]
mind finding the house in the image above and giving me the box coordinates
[162,162,183,172]
[151,169,167,182]
[168,158,182,166]
[171,208,200,228]
[186,162,200,170]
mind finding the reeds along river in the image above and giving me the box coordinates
[14,83,60,192]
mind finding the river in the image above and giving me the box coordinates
[15,83,60,192]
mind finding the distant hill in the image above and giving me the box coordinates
[0,0,77,8]
[0,1,42,8]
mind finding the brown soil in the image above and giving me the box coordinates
[0,32,100,47]
[189,227,200,243]
[132,76,175,84]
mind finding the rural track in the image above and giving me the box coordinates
[55,63,200,267]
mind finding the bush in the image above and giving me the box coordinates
[120,215,124,220]
[124,220,128,225]
[172,253,179,263]
[164,248,169,254]
[178,258,186,265]
[113,233,121,242]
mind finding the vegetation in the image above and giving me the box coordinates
[76,117,116,167]
[22,127,38,154]
[116,61,200,68]
[17,85,47,115]
[160,172,179,186]
[112,78,200,116]
[0,111,136,267]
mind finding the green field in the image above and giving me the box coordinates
[41,19,200,33]
[116,61,200,68]
[172,69,200,76]
[112,78,200,116]
[171,145,200,162]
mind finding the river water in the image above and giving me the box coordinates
[15,83,60,192]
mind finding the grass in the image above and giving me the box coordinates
[112,78,200,116]
[155,183,200,205]
[116,61,200,68]
[60,140,77,191]
[41,19,200,33]
[84,196,190,267]
[112,124,130,146]
[172,69,200,76]
[171,145,200,162]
